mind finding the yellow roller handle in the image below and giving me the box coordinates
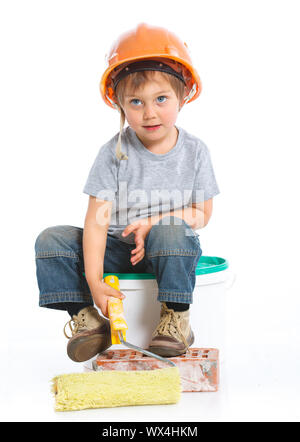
[104,275,128,344]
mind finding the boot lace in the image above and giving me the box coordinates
[63,314,87,339]
[154,304,189,347]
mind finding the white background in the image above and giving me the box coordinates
[1,0,300,422]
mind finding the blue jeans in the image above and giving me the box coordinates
[35,216,202,309]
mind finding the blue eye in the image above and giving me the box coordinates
[130,99,142,106]
[157,96,167,103]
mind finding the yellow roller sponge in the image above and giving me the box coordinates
[52,367,181,411]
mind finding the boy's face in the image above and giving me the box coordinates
[121,72,181,148]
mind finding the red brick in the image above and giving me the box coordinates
[95,347,219,392]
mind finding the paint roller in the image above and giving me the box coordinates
[51,275,181,411]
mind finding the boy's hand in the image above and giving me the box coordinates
[122,220,152,266]
[90,281,125,318]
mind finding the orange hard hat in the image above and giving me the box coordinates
[100,23,202,109]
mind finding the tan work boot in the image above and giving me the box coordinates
[148,303,194,357]
[63,306,111,362]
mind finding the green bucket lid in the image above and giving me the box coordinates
[195,255,228,275]
[101,256,228,280]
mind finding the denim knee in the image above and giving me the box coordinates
[146,216,201,257]
[35,225,90,307]
[35,225,82,257]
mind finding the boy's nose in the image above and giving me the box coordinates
[143,104,156,120]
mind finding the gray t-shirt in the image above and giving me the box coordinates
[83,125,220,244]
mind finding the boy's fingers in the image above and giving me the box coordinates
[122,223,138,237]
[131,249,145,265]
[132,241,144,253]
[132,237,144,252]
[110,289,125,299]
[97,299,108,318]
[104,284,125,299]
[132,243,144,254]
[103,304,109,318]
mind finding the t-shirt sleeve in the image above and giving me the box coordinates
[191,143,220,202]
[83,142,118,201]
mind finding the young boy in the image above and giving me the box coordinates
[35,23,219,363]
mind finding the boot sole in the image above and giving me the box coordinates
[147,346,187,357]
[148,332,195,358]
[67,333,111,362]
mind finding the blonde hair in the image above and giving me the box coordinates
[115,70,186,108]
[114,71,186,161]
